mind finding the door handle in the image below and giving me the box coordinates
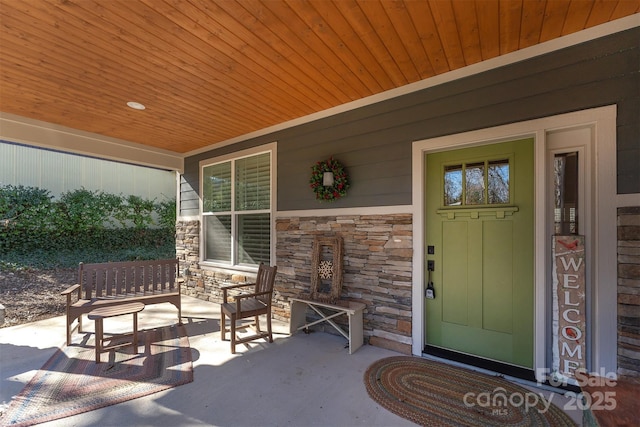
[426,261,435,299]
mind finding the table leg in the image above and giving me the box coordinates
[289,301,307,334]
[348,309,364,354]
[133,312,138,351]
[95,318,103,364]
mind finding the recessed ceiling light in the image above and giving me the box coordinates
[126,101,146,110]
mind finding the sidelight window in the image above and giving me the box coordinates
[553,152,579,234]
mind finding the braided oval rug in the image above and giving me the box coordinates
[1,324,192,427]
[364,356,576,427]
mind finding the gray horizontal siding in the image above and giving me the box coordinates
[179,173,199,216]
[181,27,639,213]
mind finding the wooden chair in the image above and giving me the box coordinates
[220,263,277,353]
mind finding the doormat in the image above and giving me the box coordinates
[1,324,193,427]
[364,356,576,426]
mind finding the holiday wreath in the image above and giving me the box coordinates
[309,157,349,201]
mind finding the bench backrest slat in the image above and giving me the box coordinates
[160,263,166,292]
[102,269,111,296]
[79,263,91,300]
[114,267,122,296]
[142,264,150,293]
[124,265,132,294]
[168,262,176,290]
[95,269,104,297]
[152,264,160,292]
[103,267,111,296]
[133,266,144,294]
[78,259,179,299]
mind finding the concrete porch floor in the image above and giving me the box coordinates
[0,295,582,426]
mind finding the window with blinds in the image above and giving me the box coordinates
[202,151,271,267]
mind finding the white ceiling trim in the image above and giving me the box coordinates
[0,112,184,172]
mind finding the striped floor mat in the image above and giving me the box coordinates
[2,324,193,426]
[364,356,576,426]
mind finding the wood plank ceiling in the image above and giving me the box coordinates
[1,0,638,154]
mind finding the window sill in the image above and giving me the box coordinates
[198,262,259,276]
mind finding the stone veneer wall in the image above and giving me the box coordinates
[176,219,199,280]
[176,214,414,355]
[176,219,252,300]
[177,208,640,370]
[618,206,640,377]
[276,214,413,354]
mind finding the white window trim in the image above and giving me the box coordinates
[199,142,277,273]
[412,105,618,378]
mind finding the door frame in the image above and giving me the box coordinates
[411,105,618,379]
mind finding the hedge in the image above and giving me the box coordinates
[0,185,176,256]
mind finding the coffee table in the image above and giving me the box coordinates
[88,302,145,363]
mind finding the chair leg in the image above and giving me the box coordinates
[254,315,261,332]
[267,312,273,343]
[66,315,80,346]
[221,311,226,341]
[230,314,237,354]
[66,318,72,346]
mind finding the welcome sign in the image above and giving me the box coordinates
[552,235,586,382]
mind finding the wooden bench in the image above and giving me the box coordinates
[289,297,365,354]
[61,258,181,345]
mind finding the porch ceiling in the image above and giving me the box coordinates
[1,0,638,155]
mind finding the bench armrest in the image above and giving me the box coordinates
[61,284,80,297]
[61,284,81,304]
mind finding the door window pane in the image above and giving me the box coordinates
[488,159,510,204]
[442,158,510,207]
[444,165,463,206]
[465,162,485,205]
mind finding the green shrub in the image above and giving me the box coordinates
[156,198,177,230]
[0,185,55,251]
[56,189,122,230]
[113,195,155,229]
[0,185,176,268]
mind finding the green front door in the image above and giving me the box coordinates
[425,139,534,368]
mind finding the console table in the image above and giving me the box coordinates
[289,298,366,354]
